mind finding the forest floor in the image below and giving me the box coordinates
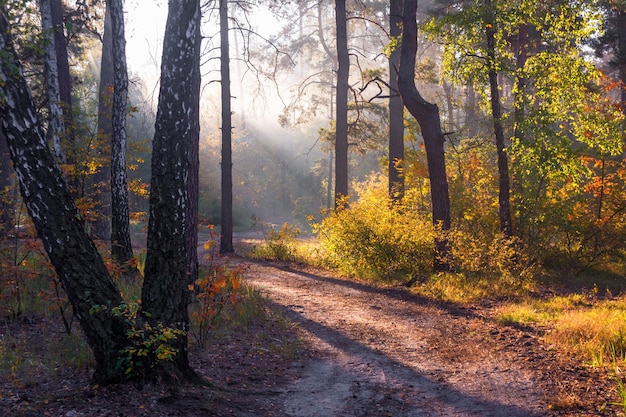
[0,239,621,416]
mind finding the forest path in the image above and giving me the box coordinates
[242,259,550,417]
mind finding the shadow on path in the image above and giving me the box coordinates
[265,298,544,417]
[244,261,546,416]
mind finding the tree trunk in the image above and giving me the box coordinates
[0,11,130,384]
[49,0,78,194]
[92,6,113,241]
[108,0,135,269]
[39,0,67,163]
[141,0,202,381]
[50,0,73,135]
[187,49,200,281]
[485,0,513,237]
[0,129,13,238]
[334,0,349,205]
[388,0,404,200]
[398,0,451,271]
[219,0,234,254]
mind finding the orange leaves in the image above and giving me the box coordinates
[203,240,216,251]
[189,263,246,348]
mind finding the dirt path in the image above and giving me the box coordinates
[0,249,614,417]
[240,259,612,417]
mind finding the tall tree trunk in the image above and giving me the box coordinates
[0,129,13,238]
[0,11,130,384]
[39,0,66,163]
[48,0,79,194]
[485,0,513,237]
[219,0,234,254]
[398,0,451,271]
[108,0,135,270]
[388,0,404,200]
[334,0,349,205]
[50,0,74,152]
[93,6,113,241]
[141,0,201,381]
[187,44,200,281]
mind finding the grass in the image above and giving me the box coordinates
[0,321,93,386]
[495,292,626,372]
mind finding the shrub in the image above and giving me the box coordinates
[447,229,537,288]
[253,221,302,261]
[315,175,434,280]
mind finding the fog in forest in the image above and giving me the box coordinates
[120,0,392,232]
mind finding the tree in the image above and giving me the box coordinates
[219,0,234,254]
[108,0,134,269]
[0,129,12,238]
[92,6,113,241]
[141,0,202,380]
[1,1,201,383]
[388,0,404,200]
[39,0,67,163]
[1,8,130,383]
[484,0,512,236]
[398,0,451,270]
[335,0,349,204]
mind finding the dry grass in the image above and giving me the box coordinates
[497,293,626,370]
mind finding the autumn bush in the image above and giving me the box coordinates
[315,174,434,281]
[252,221,303,262]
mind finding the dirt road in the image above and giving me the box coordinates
[241,259,613,417]
[245,261,542,416]
[0,254,614,416]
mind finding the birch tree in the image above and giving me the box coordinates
[108,0,134,268]
[141,0,201,380]
[0,1,201,383]
[39,0,66,162]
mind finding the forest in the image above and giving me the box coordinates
[1,0,626,415]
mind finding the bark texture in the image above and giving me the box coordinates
[0,11,129,384]
[219,0,234,254]
[108,0,134,266]
[141,0,202,381]
[398,0,451,271]
[39,0,66,162]
[334,0,349,204]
